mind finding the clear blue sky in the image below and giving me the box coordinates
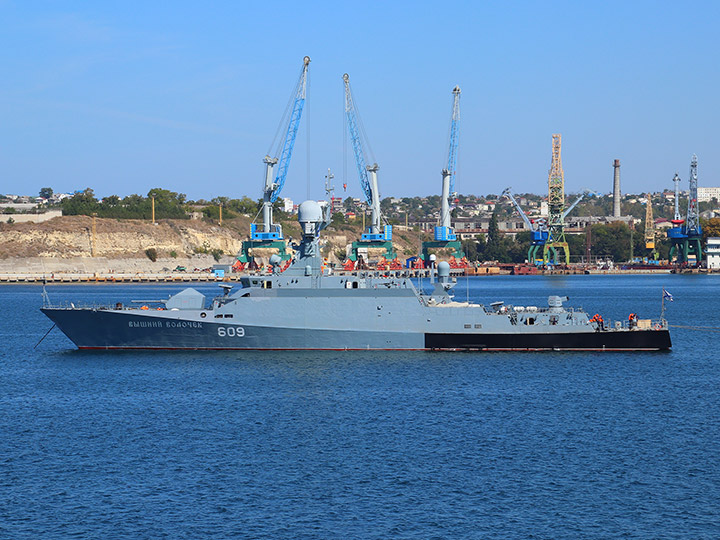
[1,1,718,203]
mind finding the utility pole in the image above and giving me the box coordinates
[585,223,591,264]
[219,204,223,226]
[151,196,156,225]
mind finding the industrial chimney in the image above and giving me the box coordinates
[612,159,621,217]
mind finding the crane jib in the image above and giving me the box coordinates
[344,90,372,204]
[271,96,306,203]
[444,87,461,197]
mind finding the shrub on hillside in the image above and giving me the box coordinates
[145,248,158,262]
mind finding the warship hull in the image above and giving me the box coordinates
[42,307,671,351]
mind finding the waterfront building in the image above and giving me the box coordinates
[697,187,720,203]
[706,237,720,270]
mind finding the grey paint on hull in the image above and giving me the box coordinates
[42,308,424,350]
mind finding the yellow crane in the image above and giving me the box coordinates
[644,193,655,249]
[644,193,658,259]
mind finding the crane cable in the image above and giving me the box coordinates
[305,67,311,201]
[342,89,348,194]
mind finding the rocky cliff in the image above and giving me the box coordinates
[0,216,243,259]
[0,215,425,273]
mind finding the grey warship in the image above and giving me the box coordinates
[41,200,671,351]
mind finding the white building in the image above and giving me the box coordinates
[697,187,720,203]
[707,237,720,270]
[282,197,294,213]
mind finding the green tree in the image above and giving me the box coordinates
[507,231,532,263]
[39,187,53,199]
[330,212,346,227]
[484,211,502,260]
[62,188,189,219]
[61,188,99,216]
[702,218,720,244]
[461,238,479,261]
[590,222,631,262]
[227,196,260,216]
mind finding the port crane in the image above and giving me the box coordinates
[543,134,590,265]
[644,193,658,259]
[420,86,467,268]
[503,187,590,265]
[668,155,703,265]
[342,73,396,269]
[236,56,310,271]
[438,85,461,242]
[502,188,548,264]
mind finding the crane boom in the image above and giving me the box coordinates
[561,190,592,220]
[343,74,372,203]
[343,73,388,241]
[254,56,310,241]
[502,187,548,264]
[437,86,461,241]
[502,188,534,230]
[445,86,461,197]
[271,56,310,203]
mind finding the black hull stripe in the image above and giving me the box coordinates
[424,330,672,351]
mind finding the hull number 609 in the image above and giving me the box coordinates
[218,326,245,337]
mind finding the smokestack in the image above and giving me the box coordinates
[612,159,621,217]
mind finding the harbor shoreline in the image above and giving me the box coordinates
[2,267,710,284]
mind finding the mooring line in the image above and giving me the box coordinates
[33,324,56,349]
[670,324,720,333]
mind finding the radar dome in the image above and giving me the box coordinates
[298,200,322,223]
[438,261,451,278]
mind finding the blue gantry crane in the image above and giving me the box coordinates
[237,56,310,270]
[667,155,703,265]
[420,86,466,267]
[437,86,461,242]
[343,73,396,268]
[502,186,591,265]
[502,188,548,264]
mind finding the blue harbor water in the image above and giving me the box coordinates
[1,274,719,539]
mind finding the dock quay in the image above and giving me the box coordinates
[0,266,685,284]
[0,273,237,284]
